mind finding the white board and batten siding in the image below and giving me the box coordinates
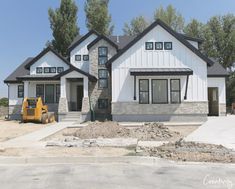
[111,25,208,103]
[9,84,23,105]
[30,51,70,75]
[70,34,97,72]
[208,77,226,104]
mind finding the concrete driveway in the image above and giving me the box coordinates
[185,115,235,150]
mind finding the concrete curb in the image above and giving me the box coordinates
[0,156,165,165]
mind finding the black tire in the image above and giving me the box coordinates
[48,113,55,123]
[41,114,49,124]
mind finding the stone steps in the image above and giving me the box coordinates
[61,112,81,123]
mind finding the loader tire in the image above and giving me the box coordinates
[42,113,49,124]
[48,113,55,123]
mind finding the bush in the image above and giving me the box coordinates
[0,98,8,107]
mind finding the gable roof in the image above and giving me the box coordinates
[24,46,70,70]
[207,60,229,77]
[68,30,99,53]
[4,58,33,83]
[178,33,203,43]
[106,19,214,68]
[87,35,119,50]
[54,65,97,81]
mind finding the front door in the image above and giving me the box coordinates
[208,87,219,116]
[77,86,83,111]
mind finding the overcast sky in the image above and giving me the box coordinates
[0,0,235,97]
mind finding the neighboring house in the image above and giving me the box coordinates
[4,19,228,122]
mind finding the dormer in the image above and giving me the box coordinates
[179,34,203,49]
[68,30,99,73]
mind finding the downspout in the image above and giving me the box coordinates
[6,83,9,120]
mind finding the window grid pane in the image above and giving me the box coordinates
[36,84,44,101]
[152,80,168,104]
[170,79,181,104]
[98,69,108,79]
[139,79,149,104]
[18,85,24,98]
[45,84,54,103]
[98,99,108,109]
[98,79,108,88]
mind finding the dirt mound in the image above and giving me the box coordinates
[142,139,235,163]
[131,122,180,141]
[74,122,180,141]
[74,121,130,139]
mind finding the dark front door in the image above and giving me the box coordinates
[77,86,83,111]
[208,87,219,116]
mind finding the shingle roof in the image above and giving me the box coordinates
[4,58,33,83]
[207,61,229,77]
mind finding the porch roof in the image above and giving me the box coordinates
[129,68,193,76]
[16,74,59,81]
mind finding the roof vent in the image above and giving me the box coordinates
[116,36,119,43]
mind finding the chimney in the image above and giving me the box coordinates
[116,35,119,43]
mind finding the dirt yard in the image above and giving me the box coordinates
[45,121,190,142]
[139,140,235,163]
[0,120,51,142]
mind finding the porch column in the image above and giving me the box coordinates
[23,81,29,98]
[83,77,88,97]
[58,77,68,117]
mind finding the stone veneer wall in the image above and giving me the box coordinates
[81,97,91,121]
[219,103,226,116]
[112,101,209,122]
[88,39,117,119]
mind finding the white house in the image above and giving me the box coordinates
[4,19,228,122]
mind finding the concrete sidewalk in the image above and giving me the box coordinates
[185,115,235,150]
[1,122,74,148]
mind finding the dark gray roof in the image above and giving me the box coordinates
[4,58,33,83]
[207,61,229,77]
[129,68,193,76]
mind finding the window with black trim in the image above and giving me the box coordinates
[145,42,154,50]
[170,79,181,104]
[36,67,43,74]
[98,47,108,65]
[75,55,81,61]
[152,79,168,104]
[83,55,89,61]
[18,85,24,98]
[98,99,108,109]
[44,67,56,73]
[45,84,54,103]
[164,42,172,50]
[98,69,108,88]
[139,79,149,104]
[155,42,163,50]
[50,67,56,73]
[57,67,64,73]
[44,67,50,73]
[36,84,44,101]
[56,84,60,103]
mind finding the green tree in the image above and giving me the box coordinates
[123,16,149,36]
[184,19,204,38]
[201,14,235,69]
[48,0,79,56]
[154,5,184,32]
[0,98,8,107]
[84,0,113,35]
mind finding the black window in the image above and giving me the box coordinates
[139,79,149,104]
[45,84,54,103]
[98,99,108,109]
[18,85,24,98]
[98,69,108,88]
[83,55,89,61]
[75,55,81,61]
[170,79,181,104]
[44,67,50,73]
[164,42,172,50]
[36,67,43,74]
[145,42,154,50]
[56,84,60,103]
[36,84,44,101]
[98,47,108,65]
[57,67,64,73]
[155,42,163,50]
[50,67,56,73]
[152,79,168,104]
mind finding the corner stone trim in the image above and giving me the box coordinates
[81,97,90,113]
[58,97,68,113]
[112,101,209,115]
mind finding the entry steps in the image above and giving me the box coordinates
[60,112,81,123]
